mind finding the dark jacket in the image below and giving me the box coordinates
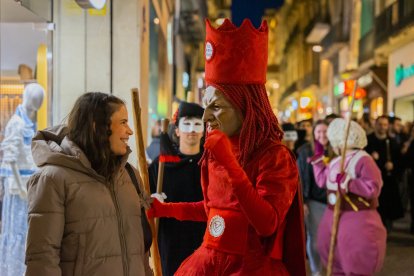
[296,142,327,204]
[148,152,205,276]
[365,133,404,220]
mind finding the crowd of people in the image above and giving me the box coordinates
[281,113,414,276]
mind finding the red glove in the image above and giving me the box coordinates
[204,130,240,175]
[205,129,279,236]
[336,172,351,193]
[146,198,163,219]
[147,198,207,222]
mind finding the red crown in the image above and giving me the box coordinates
[205,19,268,85]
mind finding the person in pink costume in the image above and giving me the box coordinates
[311,118,386,275]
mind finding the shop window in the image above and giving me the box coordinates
[0,79,24,143]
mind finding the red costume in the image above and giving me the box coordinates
[149,19,306,275]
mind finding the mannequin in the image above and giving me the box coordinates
[0,83,44,276]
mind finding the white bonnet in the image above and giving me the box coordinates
[327,118,367,149]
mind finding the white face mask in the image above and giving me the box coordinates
[283,131,298,142]
[178,117,204,133]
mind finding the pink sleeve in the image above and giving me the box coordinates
[312,160,329,188]
[348,155,382,199]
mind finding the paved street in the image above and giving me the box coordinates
[377,214,414,276]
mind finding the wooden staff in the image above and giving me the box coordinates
[131,88,162,276]
[155,118,170,231]
[385,139,392,176]
[326,80,358,276]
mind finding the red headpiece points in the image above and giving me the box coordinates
[205,19,268,85]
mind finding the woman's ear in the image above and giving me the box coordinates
[175,127,180,137]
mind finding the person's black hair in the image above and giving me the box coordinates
[389,116,401,124]
[325,113,340,120]
[376,115,389,123]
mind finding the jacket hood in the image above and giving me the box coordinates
[32,125,129,182]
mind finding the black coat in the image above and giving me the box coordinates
[148,152,206,276]
[365,133,404,221]
[296,142,327,204]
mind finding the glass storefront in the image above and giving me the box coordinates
[0,2,53,140]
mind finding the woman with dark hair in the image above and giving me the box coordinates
[25,92,153,276]
[296,120,331,276]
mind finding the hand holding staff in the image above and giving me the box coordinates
[131,88,162,276]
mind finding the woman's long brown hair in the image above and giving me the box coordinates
[67,92,125,181]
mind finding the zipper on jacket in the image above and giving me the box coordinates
[110,181,129,276]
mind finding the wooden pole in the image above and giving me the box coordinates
[326,80,358,276]
[155,118,169,231]
[131,88,162,276]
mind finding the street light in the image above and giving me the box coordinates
[312,45,323,53]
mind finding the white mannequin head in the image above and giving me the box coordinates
[22,83,45,119]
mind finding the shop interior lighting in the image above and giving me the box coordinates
[182,72,190,88]
[284,110,291,117]
[300,97,311,108]
[215,18,225,25]
[312,45,323,53]
[291,100,298,110]
[75,0,106,10]
[197,77,204,89]
[326,107,333,114]
[154,18,160,25]
[272,82,280,89]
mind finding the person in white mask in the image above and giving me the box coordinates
[148,101,206,276]
[0,83,44,276]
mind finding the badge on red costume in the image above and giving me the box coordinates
[209,215,225,238]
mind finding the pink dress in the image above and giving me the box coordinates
[312,150,386,275]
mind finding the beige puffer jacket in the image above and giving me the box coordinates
[25,126,153,276]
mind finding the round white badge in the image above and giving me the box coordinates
[205,42,214,61]
[209,215,225,237]
[328,193,337,205]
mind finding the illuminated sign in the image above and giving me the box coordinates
[395,63,414,86]
[334,80,366,99]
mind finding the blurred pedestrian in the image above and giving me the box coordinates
[146,119,162,164]
[281,122,298,154]
[358,113,374,135]
[365,115,404,230]
[389,116,407,146]
[325,113,340,125]
[402,124,414,233]
[297,120,330,276]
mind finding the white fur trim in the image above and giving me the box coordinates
[151,192,167,203]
